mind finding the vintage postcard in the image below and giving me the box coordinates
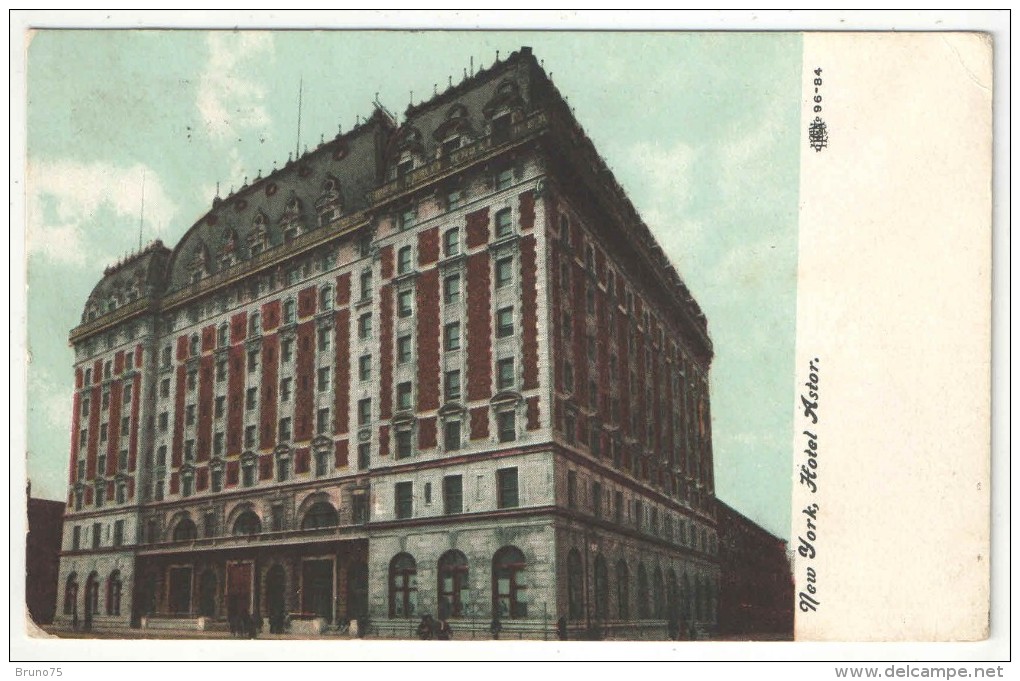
[12,11,1005,669]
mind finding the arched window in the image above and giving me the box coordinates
[594,555,609,621]
[437,550,469,619]
[389,553,418,618]
[107,570,122,616]
[63,573,78,615]
[249,312,261,336]
[283,299,296,325]
[85,572,100,617]
[567,548,584,621]
[492,545,527,619]
[667,569,679,622]
[233,510,262,536]
[616,560,629,619]
[172,518,197,541]
[653,566,665,619]
[189,334,199,357]
[636,563,650,618]
[301,501,339,530]
[217,323,229,348]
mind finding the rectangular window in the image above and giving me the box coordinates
[359,354,372,381]
[615,491,623,523]
[72,526,81,551]
[282,339,293,362]
[203,512,217,538]
[398,207,416,231]
[360,268,373,301]
[102,390,110,409]
[395,481,413,519]
[567,470,577,509]
[358,443,371,470]
[443,274,461,304]
[271,505,285,532]
[316,408,330,435]
[213,431,224,456]
[100,423,109,442]
[245,388,257,411]
[497,468,520,509]
[318,327,331,353]
[443,475,463,515]
[118,449,128,471]
[81,397,90,417]
[495,208,513,238]
[215,396,225,418]
[244,425,257,448]
[315,449,330,477]
[318,367,331,392]
[248,349,259,373]
[496,167,513,191]
[185,403,197,425]
[182,474,194,497]
[498,410,517,443]
[593,482,603,518]
[184,439,195,462]
[444,322,461,351]
[358,313,373,339]
[121,415,130,436]
[396,382,413,411]
[277,455,290,482]
[353,494,369,524]
[187,370,197,391]
[92,523,101,549]
[444,419,462,452]
[395,428,413,460]
[444,369,461,402]
[279,418,292,441]
[397,289,413,318]
[242,463,255,488]
[211,468,223,493]
[496,306,514,338]
[397,246,413,275]
[123,384,132,404]
[497,357,515,390]
[397,336,412,365]
[495,256,513,288]
[444,228,460,257]
[216,361,226,382]
[358,398,372,426]
[447,188,462,211]
[154,481,164,501]
[280,377,292,402]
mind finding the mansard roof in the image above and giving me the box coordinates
[82,240,171,323]
[163,107,395,294]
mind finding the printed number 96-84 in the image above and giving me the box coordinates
[813,68,823,113]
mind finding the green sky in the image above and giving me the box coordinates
[25,30,801,538]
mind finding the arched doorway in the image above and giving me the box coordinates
[301,559,334,622]
[168,566,193,615]
[198,569,217,618]
[63,573,78,618]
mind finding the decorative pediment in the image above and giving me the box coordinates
[433,104,475,141]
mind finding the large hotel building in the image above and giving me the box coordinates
[56,47,721,638]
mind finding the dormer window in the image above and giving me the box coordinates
[491,113,512,141]
[442,136,461,157]
[397,159,413,178]
[398,206,416,231]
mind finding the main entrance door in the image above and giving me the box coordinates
[167,567,192,615]
[302,559,333,622]
[226,562,254,620]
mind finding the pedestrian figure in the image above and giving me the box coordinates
[437,619,453,640]
[417,614,435,640]
[490,616,502,640]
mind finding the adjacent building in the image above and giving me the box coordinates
[55,47,722,638]
[716,500,794,638]
[27,488,65,626]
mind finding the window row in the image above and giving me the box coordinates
[62,569,123,618]
[392,467,519,520]
[69,519,127,550]
[389,545,528,620]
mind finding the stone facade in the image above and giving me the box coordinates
[57,46,721,638]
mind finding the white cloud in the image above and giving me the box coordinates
[27,159,177,266]
[197,33,274,141]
